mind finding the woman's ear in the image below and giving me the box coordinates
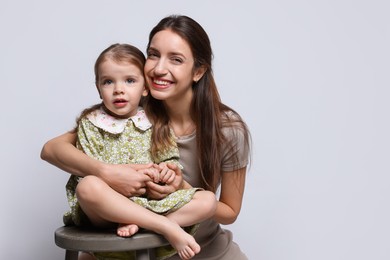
[142,86,149,97]
[193,65,207,83]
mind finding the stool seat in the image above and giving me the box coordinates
[55,226,169,260]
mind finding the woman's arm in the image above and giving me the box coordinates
[40,131,152,197]
[41,132,105,177]
[214,167,247,225]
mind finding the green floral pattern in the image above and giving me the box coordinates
[63,108,199,260]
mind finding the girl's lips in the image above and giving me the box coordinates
[113,100,128,108]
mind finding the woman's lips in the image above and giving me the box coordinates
[151,79,172,89]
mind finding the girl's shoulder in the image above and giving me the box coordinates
[130,108,152,131]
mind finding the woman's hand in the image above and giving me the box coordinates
[100,163,154,197]
[145,163,184,200]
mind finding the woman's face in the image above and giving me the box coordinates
[144,29,200,103]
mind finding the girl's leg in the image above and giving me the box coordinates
[167,190,217,227]
[76,175,200,259]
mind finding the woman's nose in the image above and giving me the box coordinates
[154,58,168,75]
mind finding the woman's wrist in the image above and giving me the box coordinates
[95,161,110,180]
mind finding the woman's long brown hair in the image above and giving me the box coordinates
[144,15,251,192]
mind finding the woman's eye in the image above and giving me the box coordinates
[147,51,159,59]
[171,57,183,64]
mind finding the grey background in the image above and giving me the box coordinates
[1,0,389,259]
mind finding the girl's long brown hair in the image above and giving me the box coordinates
[144,15,251,192]
[72,43,146,132]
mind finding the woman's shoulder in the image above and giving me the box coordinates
[221,109,247,130]
[220,109,251,170]
[220,108,251,148]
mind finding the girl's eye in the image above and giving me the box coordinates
[102,79,113,85]
[126,79,135,84]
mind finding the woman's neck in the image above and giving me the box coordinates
[164,89,192,121]
[164,93,195,137]
[168,116,195,137]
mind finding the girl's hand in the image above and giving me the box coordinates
[138,167,160,183]
[155,162,176,184]
[146,163,183,200]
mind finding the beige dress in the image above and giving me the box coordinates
[167,122,250,260]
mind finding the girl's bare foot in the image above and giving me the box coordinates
[117,223,139,237]
[163,222,201,260]
[177,241,200,260]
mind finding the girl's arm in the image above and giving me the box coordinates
[40,131,152,197]
[214,167,247,225]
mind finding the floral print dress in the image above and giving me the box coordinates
[63,107,198,260]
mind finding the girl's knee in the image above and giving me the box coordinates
[195,190,217,214]
[76,175,105,202]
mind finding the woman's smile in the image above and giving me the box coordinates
[151,78,173,89]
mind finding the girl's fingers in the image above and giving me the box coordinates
[161,170,175,184]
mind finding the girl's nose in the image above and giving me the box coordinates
[113,83,125,94]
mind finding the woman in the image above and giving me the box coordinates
[41,15,251,260]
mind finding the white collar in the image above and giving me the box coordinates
[86,107,152,134]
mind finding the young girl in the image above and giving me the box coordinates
[62,43,217,260]
[41,15,251,260]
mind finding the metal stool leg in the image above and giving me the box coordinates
[135,248,156,260]
[65,250,78,260]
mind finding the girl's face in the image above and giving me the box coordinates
[144,29,203,103]
[97,59,147,118]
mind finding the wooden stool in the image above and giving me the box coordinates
[55,226,169,260]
